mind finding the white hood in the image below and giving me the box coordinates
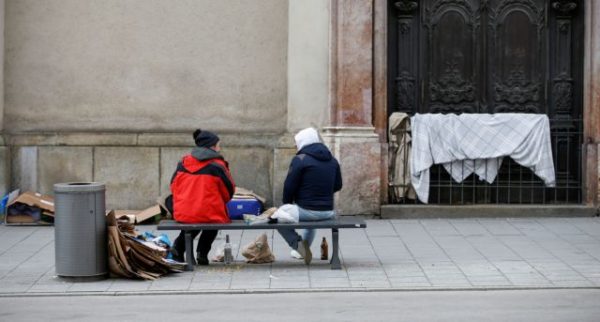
[294,127,320,151]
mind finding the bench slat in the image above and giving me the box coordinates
[157,217,366,230]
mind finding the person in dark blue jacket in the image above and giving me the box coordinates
[277,127,342,265]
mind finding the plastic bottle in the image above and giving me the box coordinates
[320,237,328,260]
[224,234,233,265]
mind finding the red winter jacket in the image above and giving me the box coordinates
[170,148,235,224]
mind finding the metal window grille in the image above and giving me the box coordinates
[389,118,583,205]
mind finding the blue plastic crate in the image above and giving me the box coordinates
[226,198,262,219]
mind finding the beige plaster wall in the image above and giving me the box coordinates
[4,0,288,133]
[287,0,330,132]
[0,0,4,131]
[0,1,6,195]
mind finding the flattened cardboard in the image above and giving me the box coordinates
[135,205,161,224]
[9,191,55,212]
[5,191,55,225]
[111,205,161,224]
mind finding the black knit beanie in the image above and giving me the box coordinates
[193,129,220,148]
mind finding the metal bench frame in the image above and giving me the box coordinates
[157,218,367,271]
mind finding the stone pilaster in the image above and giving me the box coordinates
[0,0,6,195]
[584,0,600,206]
[322,127,381,215]
[325,0,382,215]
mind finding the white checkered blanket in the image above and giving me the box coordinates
[410,113,556,203]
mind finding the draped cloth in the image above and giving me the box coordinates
[388,112,416,201]
[410,113,556,203]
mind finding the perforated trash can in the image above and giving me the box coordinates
[54,182,107,278]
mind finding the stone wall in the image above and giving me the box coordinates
[4,0,288,133]
[0,1,6,196]
[9,133,295,210]
[1,0,291,209]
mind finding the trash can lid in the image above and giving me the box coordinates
[54,182,106,193]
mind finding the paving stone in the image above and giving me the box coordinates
[309,277,351,288]
[479,219,522,236]
[535,219,586,235]
[428,276,471,287]
[421,219,461,236]
[67,280,114,292]
[493,261,539,274]
[588,278,600,286]
[450,220,489,236]
[384,268,425,278]
[308,270,348,278]
[570,262,600,274]
[1,218,600,294]
[538,271,586,281]
[28,283,72,293]
[389,282,432,288]
[0,280,35,293]
[457,263,502,276]
[107,280,152,292]
[147,283,192,291]
[466,275,511,286]
[189,282,231,290]
[365,221,397,237]
[571,220,600,238]
[349,280,391,288]
[269,280,310,289]
[504,273,551,284]
[388,276,429,284]
[230,281,271,289]
[550,280,594,287]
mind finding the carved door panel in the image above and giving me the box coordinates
[423,0,481,113]
[388,0,584,204]
[487,0,546,114]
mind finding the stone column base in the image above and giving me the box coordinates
[322,126,382,215]
[597,143,600,204]
[0,136,8,195]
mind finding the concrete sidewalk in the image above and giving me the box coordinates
[1,217,600,295]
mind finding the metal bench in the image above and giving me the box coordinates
[157,218,367,271]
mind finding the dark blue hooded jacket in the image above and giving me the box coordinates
[282,143,342,211]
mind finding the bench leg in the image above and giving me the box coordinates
[185,231,194,271]
[330,228,341,270]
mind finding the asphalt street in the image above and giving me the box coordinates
[1,289,599,322]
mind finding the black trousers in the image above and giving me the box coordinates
[172,229,218,258]
[163,194,218,258]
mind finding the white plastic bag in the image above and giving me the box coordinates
[271,204,299,223]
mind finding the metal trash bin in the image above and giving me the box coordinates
[54,182,107,279]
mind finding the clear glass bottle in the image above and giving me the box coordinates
[224,234,233,265]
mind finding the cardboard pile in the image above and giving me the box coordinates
[233,187,266,205]
[113,205,162,225]
[5,191,55,225]
[107,210,184,280]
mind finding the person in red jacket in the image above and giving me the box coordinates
[168,129,235,265]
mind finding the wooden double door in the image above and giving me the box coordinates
[388,0,584,204]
